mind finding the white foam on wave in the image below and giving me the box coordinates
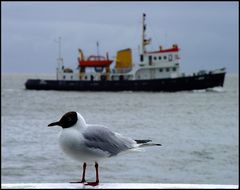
[206,87,225,93]
[192,87,225,93]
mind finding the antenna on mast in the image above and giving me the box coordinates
[96,41,99,60]
[55,36,63,80]
[59,37,61,59]
[57,36,62,59]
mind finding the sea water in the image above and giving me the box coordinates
[1,73,239,185]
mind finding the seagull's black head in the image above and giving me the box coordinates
[48,111,78,129]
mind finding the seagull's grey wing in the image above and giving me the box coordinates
[82,125,137,157]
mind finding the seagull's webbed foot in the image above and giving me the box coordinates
[85,180,99,186]
[70,179,86,183]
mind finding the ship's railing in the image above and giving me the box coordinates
[112,68,132,73]
[210,67,226,74]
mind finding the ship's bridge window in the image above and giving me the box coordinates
[168,54,173,61]
[166,68,169,72]
[154,56,157,60]
[159,68,163,72]
[159,56,162,60]
[119,75,124,80]
[148,55,152,65]
[163,56,167,60]
[172,67,176,71]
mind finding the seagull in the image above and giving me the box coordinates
[48,111,161,186]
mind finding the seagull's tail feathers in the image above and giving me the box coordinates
[134,139,162,147]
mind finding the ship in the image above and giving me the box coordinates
[25,13,226,92]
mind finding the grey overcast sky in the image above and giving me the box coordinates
[1,1,239,74]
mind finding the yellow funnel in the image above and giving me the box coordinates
[115,48,132,69]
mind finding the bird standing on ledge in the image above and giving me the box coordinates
[48,111,161,186]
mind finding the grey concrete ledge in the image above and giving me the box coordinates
[1,183,238,189]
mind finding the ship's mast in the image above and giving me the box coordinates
[141,13,151,54]
[142,13,146,54]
